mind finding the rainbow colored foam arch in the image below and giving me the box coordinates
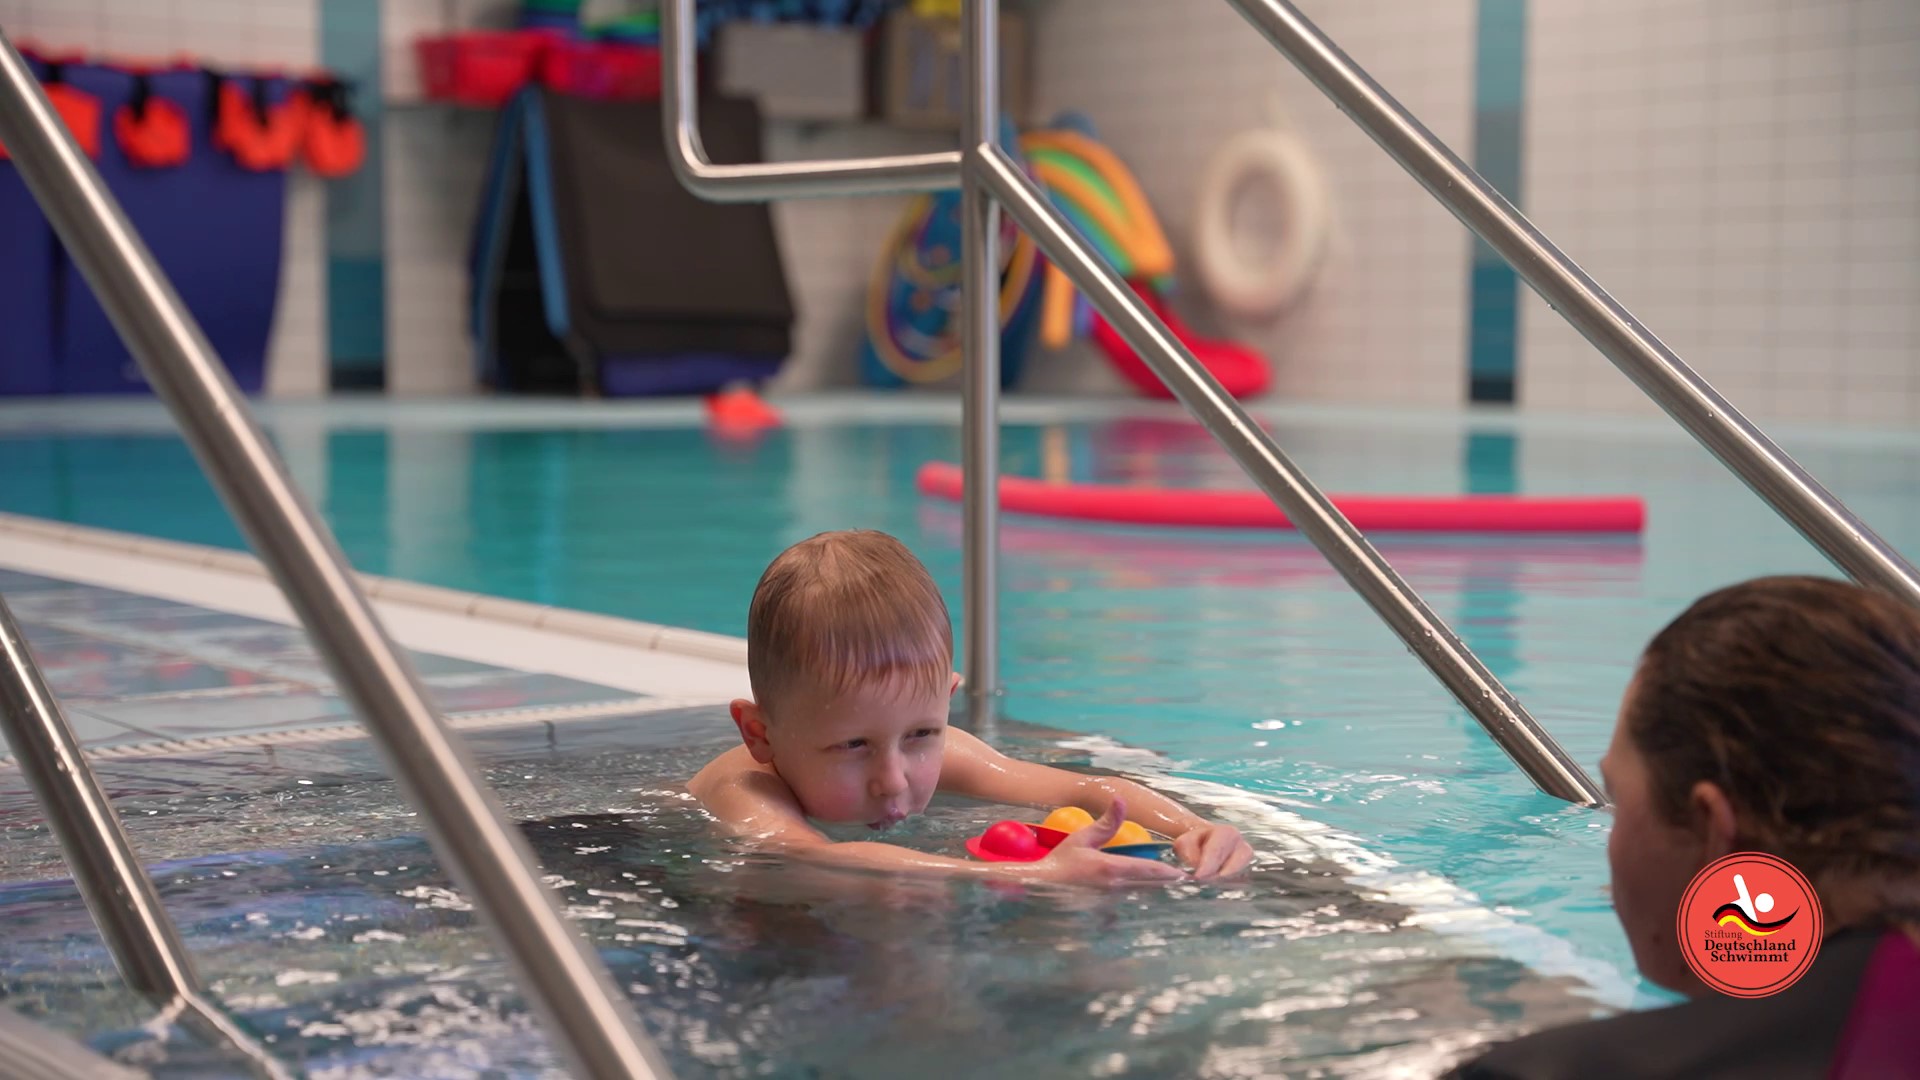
[860,118,1271,397]
[1017,129,1176,349]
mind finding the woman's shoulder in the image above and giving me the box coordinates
[1442,928,1888,1080]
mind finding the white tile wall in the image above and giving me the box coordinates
[380,102,493,396]
[268,171,329,397]
[762,125,959,391]
[1520,0,1920,426]
[1023,0,1480,405]
[0,0,329,399]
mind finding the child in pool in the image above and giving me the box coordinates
[690,529,1254,885]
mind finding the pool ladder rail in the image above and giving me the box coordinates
[2,2,1918,1078]
[661,0,1920,811]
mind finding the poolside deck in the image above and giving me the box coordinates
[0,513,746,762]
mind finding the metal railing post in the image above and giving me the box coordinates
[660,0,959,200]
[0,1003,152,1080]
[960,0,1002,708]
[0,29,672,1080]
[968,146,1606,807]
[653,0,1599,803]
[1224,0,1920,608]
[0,597,198,1006]
[0,595,292,1079]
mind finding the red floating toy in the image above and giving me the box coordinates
[965,807,1174,863]
[966,820,1054,863]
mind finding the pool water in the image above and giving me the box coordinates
[0,707,1615,1079]
[5,398,1920,1073]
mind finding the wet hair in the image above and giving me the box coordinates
[745,530,953,715]
[1629,575,1920,902]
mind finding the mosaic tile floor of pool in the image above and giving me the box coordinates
[0,568,665,760]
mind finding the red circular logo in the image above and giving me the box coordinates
[1677,852,1824,997]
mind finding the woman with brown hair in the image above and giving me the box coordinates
[1448,575,1920,1079]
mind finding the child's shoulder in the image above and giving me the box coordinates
[690,744,768,796]
[689,745,805,817]
[689,745,816,838]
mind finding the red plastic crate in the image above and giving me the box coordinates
[415,31,550,107]
[540,40,661,101]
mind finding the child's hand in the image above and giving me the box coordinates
[1173,822,1253,880]
[1029,799,1186,887]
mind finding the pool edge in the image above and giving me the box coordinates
[0,511,749,707]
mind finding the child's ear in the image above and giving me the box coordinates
[949,671,962,697]
[730,699,775,764]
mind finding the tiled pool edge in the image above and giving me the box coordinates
[0,511,747,670]
[3,696,727,765]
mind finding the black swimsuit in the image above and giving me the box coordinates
[1442,926,1920,1079]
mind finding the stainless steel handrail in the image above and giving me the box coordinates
[660,0,959,200]
[658,1,1604,805]
[0,595,293,1080]
[0,29,672,1080]
[0,1002,151,1080]
[958,0,1003,717]
[970,144,1603,805]
[658,0,998,712]
[1225,0,1920,607]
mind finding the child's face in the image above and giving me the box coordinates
[746,674,957,829]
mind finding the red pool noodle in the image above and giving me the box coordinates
[915,462,1644,534]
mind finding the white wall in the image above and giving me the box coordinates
[1520,0,1920,426]
[1015,0,1920,425]
[0,0,329,398]
[1022,0,1480,406]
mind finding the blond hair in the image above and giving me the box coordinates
[746,530,953,714]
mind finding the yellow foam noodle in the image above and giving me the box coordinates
[1040,263,1075,349]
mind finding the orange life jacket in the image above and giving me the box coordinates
[210,72,305,171]
[0,64,102,161]
[300,77,365,179]
[112,72,191,168]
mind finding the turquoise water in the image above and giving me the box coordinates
[6,399,1920,1019]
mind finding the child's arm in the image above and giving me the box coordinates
[690,747,1183,886]
[937,728,1255,880]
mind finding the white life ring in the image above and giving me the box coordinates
[1191,124,1331,321]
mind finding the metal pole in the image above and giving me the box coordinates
[960,0,1002,709]
[972,145,1605,807]
[660,0,959,201]
[0,596,293,1080]
[0,1002,150,1080]
[0,599,197,1003]
[1224,0,1920,608]
[0,31,672,1080]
